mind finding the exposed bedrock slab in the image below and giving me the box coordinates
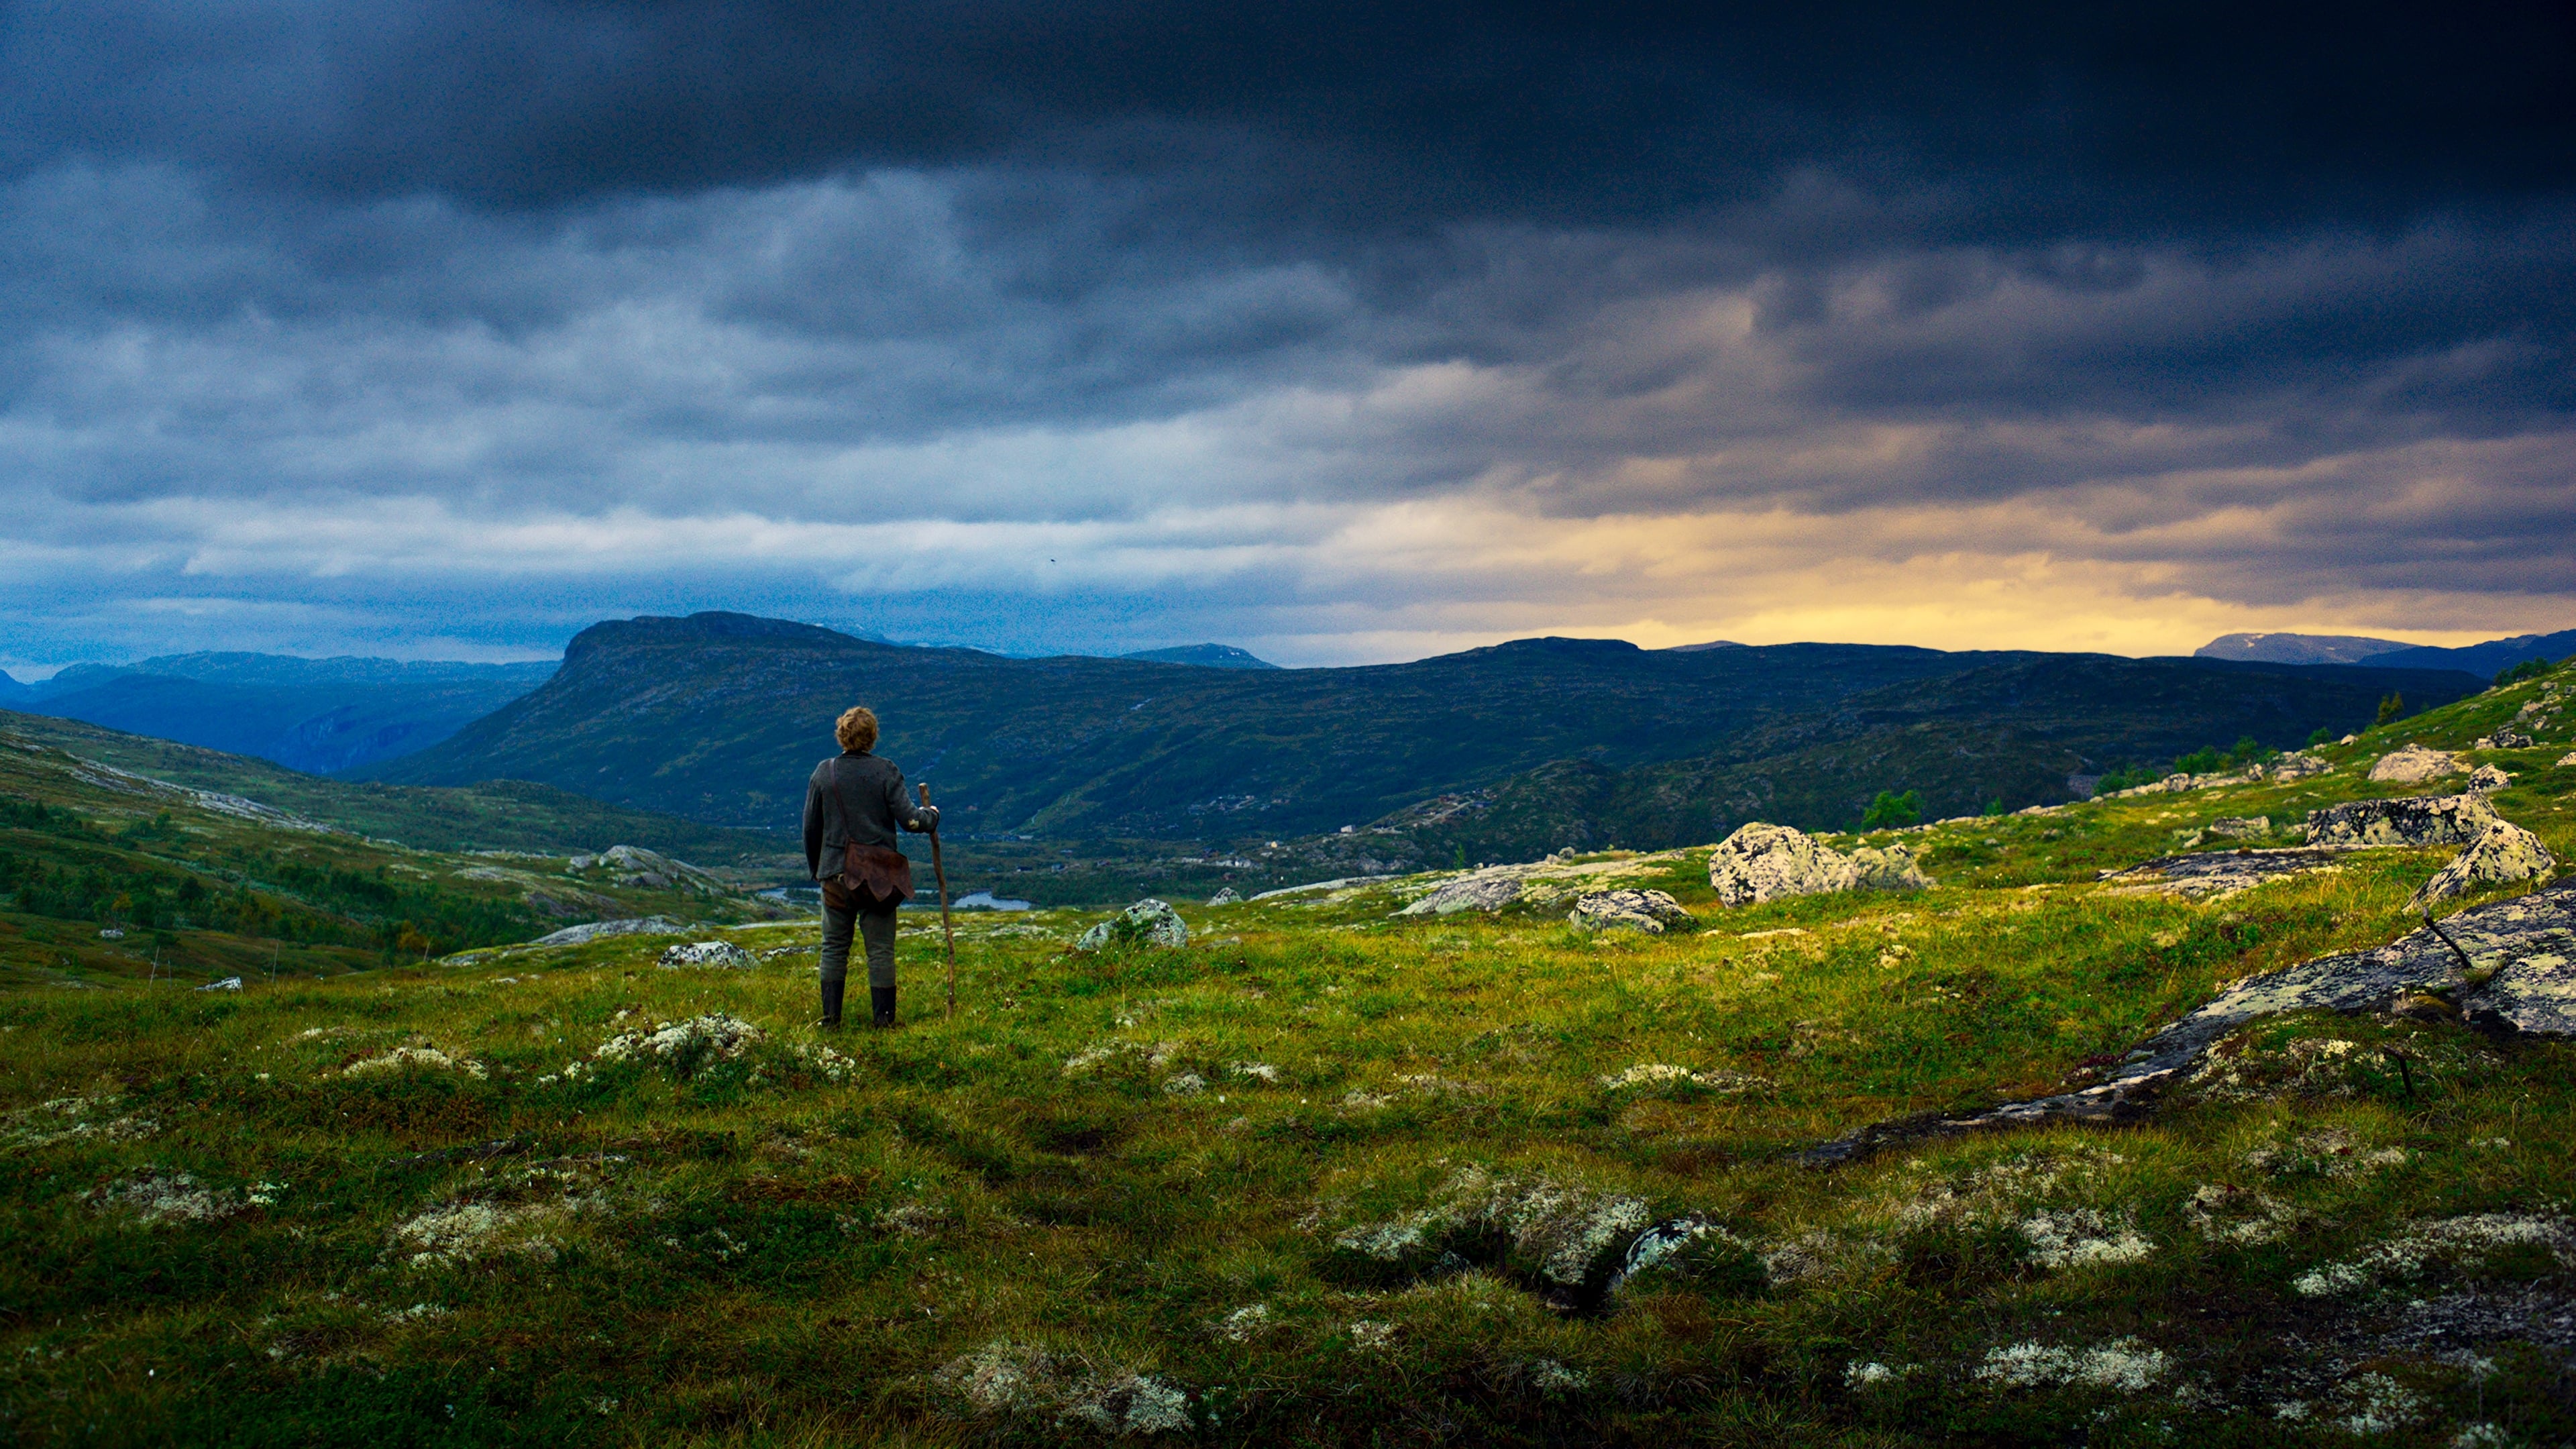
[1804,878,2576,1166]
[2306,792,2498,847]
[2098,847,2351,899]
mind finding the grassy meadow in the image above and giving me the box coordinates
[2,672,2573,1444]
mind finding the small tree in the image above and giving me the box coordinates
[1862,790,1922,829]
[1982,798,2005,817]
[2375,692,2404,726]
[2306,725,2334,747]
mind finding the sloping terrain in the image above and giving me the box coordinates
[1,659,2567,1445]
[14,653,557,774]
[361,614,2476,862]
[1315,653,2487,868]
[0,711,784,865]
[361,613,2025,835]
[0,720,789,989]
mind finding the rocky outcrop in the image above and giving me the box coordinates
[2407,822,2557,911]
[1075,899,1189,951]
[2369,744,2461,783]
[1204,887,1240,906]
[1847,843,1933,892]
[2471,729,2534,750]
[2306,793,2498,847]
[2469,764,2513,792]
[2098,847,2351,900]
[1707,823,1931,906]
[1567,889,1695,933]
[1401,872,1529,916]
[658,940,753,969]
[2207,816,2271,841]
[1805,877,2576,1165]
[533,916,688,947]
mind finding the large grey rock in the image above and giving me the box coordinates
[1806,877,2576,1165]
[1707,824,1858,906]
[2469,764,2513,792]
[1847,843,1933,892]
[533,916,688,947]
[2261,752,2333,781]
[1204,887,1240,906]
[2306,793,2499,848]
[2206,816,2271,841]
[2370,744,2461,783]
[2408,822,2557,911]
[658,940,754,969]
[1075,899,1189,951]
[1567,889,1695,933]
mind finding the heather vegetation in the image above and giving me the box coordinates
[3,665,2572,1444]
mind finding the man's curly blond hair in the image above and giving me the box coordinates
[835,706,879,752]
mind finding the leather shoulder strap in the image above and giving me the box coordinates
[828,756,863,839]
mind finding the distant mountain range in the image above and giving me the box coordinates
[3,653,557,775]
[360,612,2481,853]
[2198,627,2576,675]
[1117,643,1280,669]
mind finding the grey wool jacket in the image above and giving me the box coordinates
[802,751,935,881]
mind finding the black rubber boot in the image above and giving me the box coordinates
[818,977,845,1030]
[871,986,897,1028]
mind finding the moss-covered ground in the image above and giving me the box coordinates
[3,671,2572,1445]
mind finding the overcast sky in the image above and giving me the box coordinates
[3,1,2571,670]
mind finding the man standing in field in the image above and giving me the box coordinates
[802,706,938,1028]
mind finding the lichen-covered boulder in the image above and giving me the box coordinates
[2407,821,2557,911]
[1707,823,1858,906]
[658,940,753,969]
[2369,744,2461,783]
[2469,764,2513,792]
[1075,899,1189,951]
[1847,843,1933,892]
[2207,816,2271,841]
[2261,752,2332,781]
[1567,889,1695,932]
[1204,887,1240,906]
[2306,793,2499,847]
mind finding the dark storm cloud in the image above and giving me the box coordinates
[1,1,2572,669]
[9,1,2572,235]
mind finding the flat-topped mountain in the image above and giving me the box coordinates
[361,612,2481,850]
[1117,644,1280,669]
[2196,627,2575,675]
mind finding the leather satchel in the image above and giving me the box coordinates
[830,759,913,908]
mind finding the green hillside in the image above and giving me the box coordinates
[0,710,786,866]
[3,659,2568,1444]
[0,718,794,990]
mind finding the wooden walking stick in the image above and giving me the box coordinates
[921,784,957,1018]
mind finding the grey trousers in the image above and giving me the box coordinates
[819,879,900,991]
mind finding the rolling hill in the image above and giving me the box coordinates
[360,613,2480,873]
